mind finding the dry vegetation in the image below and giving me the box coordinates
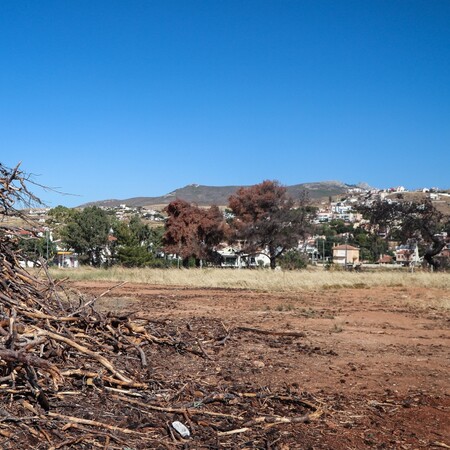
[48,266,450,293]
[3,264,449,448]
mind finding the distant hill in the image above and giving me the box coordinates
[79,181,360,209]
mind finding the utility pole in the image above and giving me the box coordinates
[46,229,49,262]
[345,234,348,270]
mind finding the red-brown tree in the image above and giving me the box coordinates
[163,200,228,267]
[228,180,313,269]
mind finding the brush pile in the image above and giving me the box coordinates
[0,163,321,449]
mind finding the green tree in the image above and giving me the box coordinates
[353,228,388,262]
[46,206,77,240]
[128,215,151,245]
[18,235,56,265]
[148,226,164,256]
[117,245,162,267]
[328,219,353,235]
[62,206,111,266]
[357,199,450,270]
[111,216,165,267]
[279,250,308,270]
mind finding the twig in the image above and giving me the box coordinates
[195,339,214,360]
[217,427,250,436]
[69,282,128,316]
[110,324,148,368]
[110,394,243,419]
[48,435,92,450]
[0,348,61,381]
[236,326,306,338]
[48,412,150,435]
[61,369,146,388]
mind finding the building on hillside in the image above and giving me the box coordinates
[378,254,393,264]
[331,202,353,215]
[395,243,421,267]
[315,211,332,223]
[332,244,360,267]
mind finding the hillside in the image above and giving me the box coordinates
[79,180,355,209]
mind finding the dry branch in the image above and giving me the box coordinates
[236,326,306,338]
[32,328,132,383]
[48,412,149,435]
[0,162,324,448]
[110,394,243,419]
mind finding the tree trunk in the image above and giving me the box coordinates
[423,238,445,271]
[270,256,276,270]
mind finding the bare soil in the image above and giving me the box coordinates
[70,281,450,449]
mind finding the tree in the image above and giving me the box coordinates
[196,205,228,261]
[228,180,313,269]
[148,226,165,256]
[163,200,228,267]
[61,206,111,266]
[117,245,161,267]
[18,234,56,265]
[46,206,77,240]
[357,199,450,270]
[353,228,389,263]
[111,216,166,267]
[279,249,308,270]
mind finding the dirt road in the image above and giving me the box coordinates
[72,281,450,449]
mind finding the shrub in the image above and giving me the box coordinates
[279,250,308,270]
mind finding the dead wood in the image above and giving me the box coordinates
[236,326,306,338]
[48,412,150,436]
[31,328,133,383]
[68,281,128,317]
[0,162,324,448]
[0,349,60,381]
[110,393,244,419]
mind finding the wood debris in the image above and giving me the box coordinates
[0,163,322,448]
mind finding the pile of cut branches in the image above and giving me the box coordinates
[0,163,322,449]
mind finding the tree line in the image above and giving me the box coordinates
[31,180,314,269]
[17,180,450,271]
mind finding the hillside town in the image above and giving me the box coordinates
[8,183,450,271]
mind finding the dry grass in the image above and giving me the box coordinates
[47,266,450,292]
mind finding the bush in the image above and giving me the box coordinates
[117,246,171,268]
[279,250,308,270]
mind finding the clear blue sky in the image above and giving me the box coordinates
[1,0,449,207]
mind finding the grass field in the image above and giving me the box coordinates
[47,266,450,292]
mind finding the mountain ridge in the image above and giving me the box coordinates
[79,180,369,209]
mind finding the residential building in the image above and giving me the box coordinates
[332,244,360,266]
[395,243,420,266]
[216,246,270,268]
[378,254,393,264]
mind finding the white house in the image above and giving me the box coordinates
[216,246,270,268]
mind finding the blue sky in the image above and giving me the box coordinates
[1,0,449,207]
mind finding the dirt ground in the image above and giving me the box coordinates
[71,281,450,449]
